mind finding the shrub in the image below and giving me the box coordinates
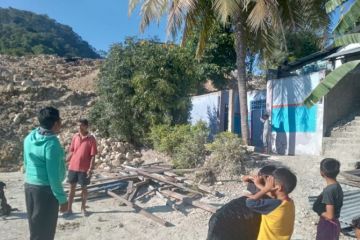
[149,121,209,169]
[206,132,247,175]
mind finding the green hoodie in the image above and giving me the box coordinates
[23,128,67,204]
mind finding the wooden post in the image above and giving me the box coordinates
[107,191,172,227]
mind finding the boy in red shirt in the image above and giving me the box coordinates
[66,119,97,216]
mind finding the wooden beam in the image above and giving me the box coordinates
[141,162,164,167]
[160,190,217,213]
[128,180,150,201]
[124,181,134,199]
[131,168,202,195]
[172,168,200,174]
[107,191,172,227]
[123,165,172,174]
[65,176,137,193]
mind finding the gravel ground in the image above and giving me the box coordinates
[0,154,357,240]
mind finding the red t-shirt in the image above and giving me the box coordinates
[68,133,97,172]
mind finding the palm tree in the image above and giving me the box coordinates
[129,0,329,145]
[304,0,360,107]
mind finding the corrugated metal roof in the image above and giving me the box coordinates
[309,190,360,238]
[325,47,360,60]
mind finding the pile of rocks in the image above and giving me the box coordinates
[59,130,143,171]
[95,138,143,170]
[0,54,103,170]
[0,54,148,171]
[0,55,101,88]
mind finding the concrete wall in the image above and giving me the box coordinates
[268,71,325,155]
[190,91,228,137]
[191,89,266,144]
[324,67,360,135]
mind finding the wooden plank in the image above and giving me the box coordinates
[107,191,172,227]
[131,168,202,195]
[65,176,137,193]
[141,162,164,167]
[172,168,200,174]
[152,173,177,183]
[134,188,156,201]
[128,180,150,201]
[160,190,217,213]
[124,181,134,199]
[124,165,172,174]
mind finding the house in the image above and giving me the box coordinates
[190,87,266,146]
[267,44,360,156]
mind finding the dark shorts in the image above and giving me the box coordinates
[68,170,91,186]
[316,217,340,240]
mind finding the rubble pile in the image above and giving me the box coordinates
[0,55,144,170]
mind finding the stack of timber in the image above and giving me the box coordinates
[65,162,221,227]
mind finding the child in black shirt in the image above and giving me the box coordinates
[313,158,343,240]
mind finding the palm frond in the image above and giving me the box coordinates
[325,0,347,13]
[304,60,360,107]
[298,0,330,30]
[139,0,169,32]
[334,33,360,46]
[167,0,197,39]
[195,2,215,57]
[247,0,278,32]
[128,0,143,16]
[334,0,360,34]
[212,0,241,24]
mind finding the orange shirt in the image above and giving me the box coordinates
[68,133,97,172]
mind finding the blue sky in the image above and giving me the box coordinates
[0,0,355,52]
[0,0,168,51]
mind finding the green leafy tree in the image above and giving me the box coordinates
[129,0,329,145]
[184,23,236,90]
[0,7,99,58]
[262,30,325,68]
[90,38,205,144]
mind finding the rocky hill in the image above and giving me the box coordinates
[0,55,143,171]
[0,7,100,58]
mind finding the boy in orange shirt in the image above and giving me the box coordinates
[246,167,297,240]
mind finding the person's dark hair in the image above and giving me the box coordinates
[352,217,360,229]
[273,167,297,194]
[320,158,340,179]
[258,165,277,177]
[38,107,60,130]
[79,118,89,126]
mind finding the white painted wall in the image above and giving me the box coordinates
[268,71,325,155]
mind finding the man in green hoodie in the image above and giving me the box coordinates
[23,107,68,240]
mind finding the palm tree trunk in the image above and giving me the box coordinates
[234,12,249,145]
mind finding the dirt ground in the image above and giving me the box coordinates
[0,155,356,240]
